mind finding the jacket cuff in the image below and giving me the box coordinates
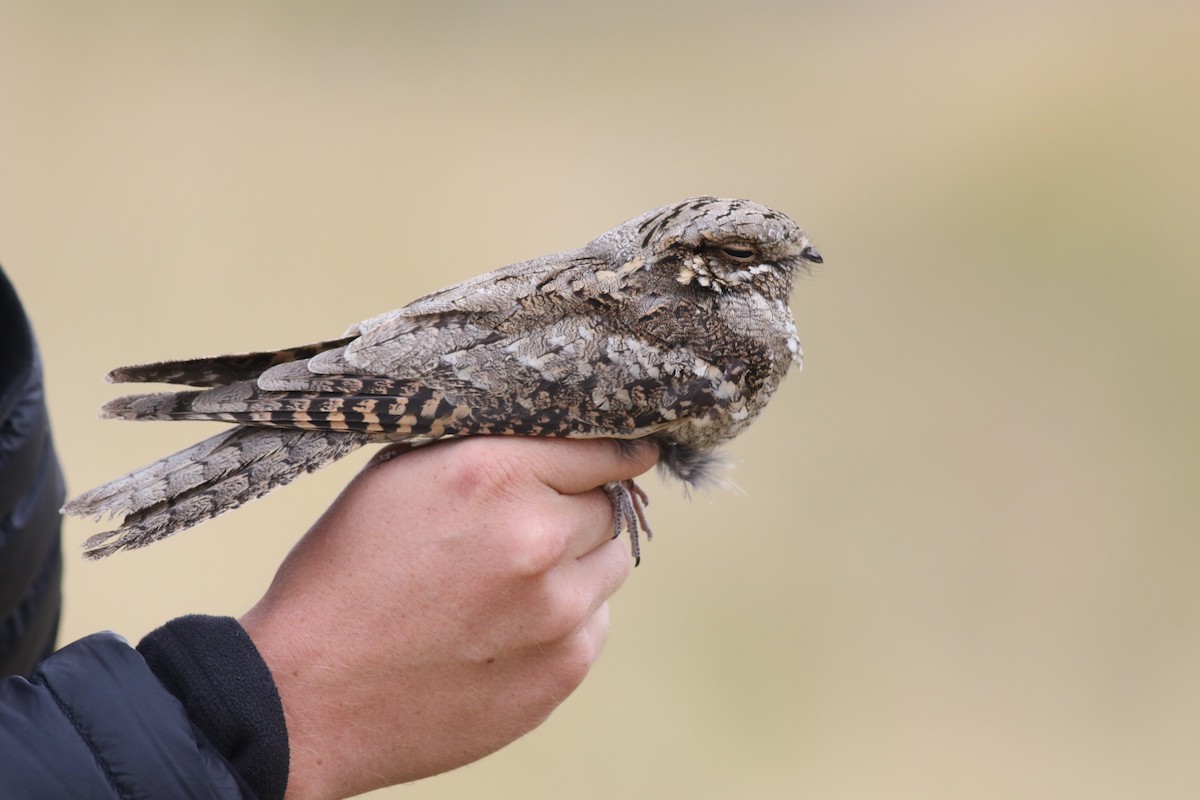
[139,615,289,800]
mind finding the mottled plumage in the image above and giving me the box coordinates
[65,197,822,560]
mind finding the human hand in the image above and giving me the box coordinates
[239,436,658,800]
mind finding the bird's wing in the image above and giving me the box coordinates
[98,247,733,443]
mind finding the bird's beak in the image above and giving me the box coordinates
[800,245,823,264]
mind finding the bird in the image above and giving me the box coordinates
[64,197,822,561]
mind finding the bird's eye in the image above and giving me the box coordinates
[719,244,756,262]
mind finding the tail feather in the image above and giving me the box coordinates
[98,378,473,438]
[104,337,356,387]
[99,390,208,421]
[64,426,252,518]
[66,426,367,559]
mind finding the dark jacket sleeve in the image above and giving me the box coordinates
[0,620,290,800]
[0,265,63,678]
[139,615,291,800]
[0,632,246,799]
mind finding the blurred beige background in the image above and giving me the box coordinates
[2,1,1198,798]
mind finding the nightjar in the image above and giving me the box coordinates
[65,197,822,561]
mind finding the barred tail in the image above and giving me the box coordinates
[64,426,367,560]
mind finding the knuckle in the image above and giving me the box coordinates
[504,510,570,576]
[535,583,592,643]
[441,439,526,505]
[548,626,603,693]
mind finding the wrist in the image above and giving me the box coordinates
[241,597,369,800]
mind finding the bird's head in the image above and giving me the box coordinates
[593,196,821,302]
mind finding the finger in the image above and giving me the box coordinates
[515,602,613,705]
[522,438,659,495]
[570,601,613,667]
[369,437,658,496]
[562,515,634,600]
[559,486,621,561]
[559,601,614,672]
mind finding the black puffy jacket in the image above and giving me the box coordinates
[0,267,288,799]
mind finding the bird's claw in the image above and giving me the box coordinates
[603,479,652,566]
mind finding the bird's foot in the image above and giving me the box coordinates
[603,479,652,566]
